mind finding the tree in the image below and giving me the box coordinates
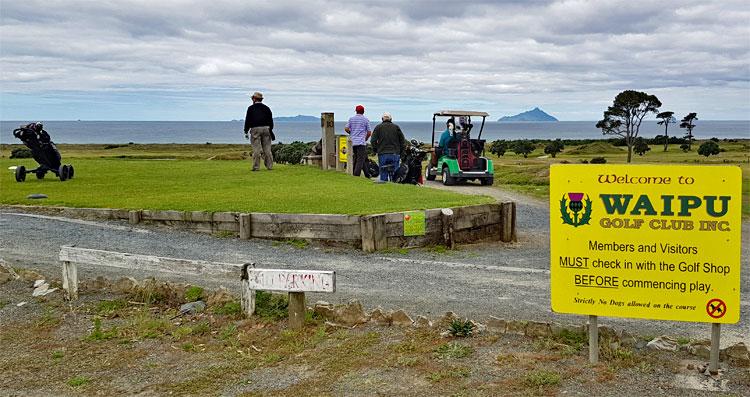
[489,140,508,156]
[679,112,697,151]
[633,137,651,156]
[544,139,564,158]
[697,141,720,157]
[656,111,676,151]
[512,140,535,158]
[596,90,661,163]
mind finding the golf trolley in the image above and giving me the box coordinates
[12,122,74,182]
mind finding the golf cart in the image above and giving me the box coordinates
[424,111,494,186]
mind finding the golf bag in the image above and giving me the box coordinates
[12,122,74,182]
[394,141,427,185]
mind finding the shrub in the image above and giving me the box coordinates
[489,140,508,156]
[680,143,691,152]
[271,141,315,164]
[698,141,720,157]
[544,139,564,158]
[447,319,475,337]
[184,286,204,302]
[512,140,535,158]
[10,148,33,158]
[254,291,288,321]
[590,157,607,164]
[633,137,651,156]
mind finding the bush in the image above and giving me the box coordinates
[680,143,691,152]
[271,141,315,164]
[633,137,651,156]
[10,148,32,158]
[698,141,720,157]
[590,157,607,164]
[512,140,535,158]
[448,319,475,337]
[489,140,508,156]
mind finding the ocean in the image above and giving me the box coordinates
[1,120,748,145]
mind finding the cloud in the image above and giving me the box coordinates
[0,0,748,120]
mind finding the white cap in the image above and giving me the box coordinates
[382,112,392,121]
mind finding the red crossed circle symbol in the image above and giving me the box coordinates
[706,299,726,319]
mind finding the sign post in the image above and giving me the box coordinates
[550,165,742,365]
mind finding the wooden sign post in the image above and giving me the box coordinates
[321,112,336,170]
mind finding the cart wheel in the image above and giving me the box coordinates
[58,165,68,181]
[67,164,75,179]
[36,170,46,179]
[481,177,494,186]
[425,165,436,181]
[15,166,26,182]
[441,167,455,186]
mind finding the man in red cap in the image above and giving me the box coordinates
[344,104,371,177]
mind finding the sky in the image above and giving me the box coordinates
[1,0,749,121]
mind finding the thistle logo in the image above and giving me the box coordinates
[560,192,592,227]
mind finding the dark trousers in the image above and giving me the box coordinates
[352,145,367,177]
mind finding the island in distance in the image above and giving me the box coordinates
[274,115,320,122]
[498,107,558,122]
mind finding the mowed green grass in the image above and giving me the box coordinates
[0,157,492,214]
[489,139,750,217]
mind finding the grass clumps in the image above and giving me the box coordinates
[86,317,118,341]
[96,299,129,317]
[254,291,288,321]
[184,286,204,302]
[435,342,473,359]
[67,375,91,387]
[447,319,475,337]
[523,370,560,388]
[427,367,471,382]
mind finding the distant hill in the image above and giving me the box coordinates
[498,107,558,122]
[274,115,319,122]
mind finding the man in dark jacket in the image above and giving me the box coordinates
[243,92,274,171]
[370,112,406,182]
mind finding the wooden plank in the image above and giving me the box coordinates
[59,246,244,278]
[213,212,238,222]
[62,261,78,300]
[246,269,335,293]
[128,210,142,224]
[501,202,516,242]
[241,264,256,316]
[239,213,251,240]
[451,203,500,218]
[288,292,305,330]
[186,211,213,222]
[143,210,184,221]
[360,214,387,252]
[252,213,360,226]
[252,223,360,240]
[452,211,502,231]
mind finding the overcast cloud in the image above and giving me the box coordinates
[1,0,748,120]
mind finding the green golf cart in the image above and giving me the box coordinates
[424,110,494,186]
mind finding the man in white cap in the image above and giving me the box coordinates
[370,112,406,182]
[243,91,274,171]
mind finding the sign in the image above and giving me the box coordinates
[403,211,426,236]
[550,165,741,323]
[246,269,336,293]
[338,136,348,162]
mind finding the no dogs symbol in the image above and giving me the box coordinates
[706,298,727,319]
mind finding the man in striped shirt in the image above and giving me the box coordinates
[345,104,372,177]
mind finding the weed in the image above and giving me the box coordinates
[254,291,288,321]
[172,325,194,341]
[214,231,235,238]
[51,350,65,359]
[396,356,422,367]
[448,319,475,337]
[523,370,560,387]
[435,342,473,359]
[96,299,129,317]
[67,376,90,387]
[219,324,238,340]
[191,321,211,336]
[263,353,282,364]
[676,337,691,345]
[429,244,449,254]
[427,367,471,382]
[0,300,8,309]
[213,301,242,316]
[554,328,587,349]
[496,353,520,366]
[184,286,204,302]
[284,239,308,249]
[86,317,118,341]
[181,342,195,352]
[120,311,172,340]
[35,307,61,328]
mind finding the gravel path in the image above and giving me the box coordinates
[1,183,747,346]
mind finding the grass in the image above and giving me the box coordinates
[67,375,91,387]
[434,342,473,359]
[523,370,561,387]
[0,144,491,214]
[490,139,750,217]
[184,286,204,302]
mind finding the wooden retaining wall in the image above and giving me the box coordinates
[3,202,516,251]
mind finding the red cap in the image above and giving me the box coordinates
[355,104,365,114]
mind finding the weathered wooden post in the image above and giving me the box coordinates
[360,215,387,252]
[62,260,78,300]
[288,292,306,329]
[241,263,256,316]
[239,213,252,240]
[346,138,354,175]
[321,112,336,170]
[441,208,455,249]
[128,210,142,225]
[589,315,599,364]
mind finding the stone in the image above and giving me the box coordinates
[505,320,527,335]
[113,277,139,294]
[0,273,12,284]
[390,309,413,326]
[332,300,369,326]
[486,316,507,334]
[525,321,552,338]
[81,276,111,291]
[723,342,750,367]
[437,311,459,328]
[179,301,206,315]
[647,336,679,352]
[313,301,335,320]
[469,320,485,334]
[414,315,432,328]
[206,286,235,307]
[689,344,711,360]
[369,307,392,326]
[32,282,57,297]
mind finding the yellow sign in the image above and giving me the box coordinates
[338,136,348,162]
[550,165,741,324]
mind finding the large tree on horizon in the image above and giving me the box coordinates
[680,112,698,151]
[656,111,676,151]
[596,90,662,163]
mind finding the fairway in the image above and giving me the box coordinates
[0,156,492,215]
